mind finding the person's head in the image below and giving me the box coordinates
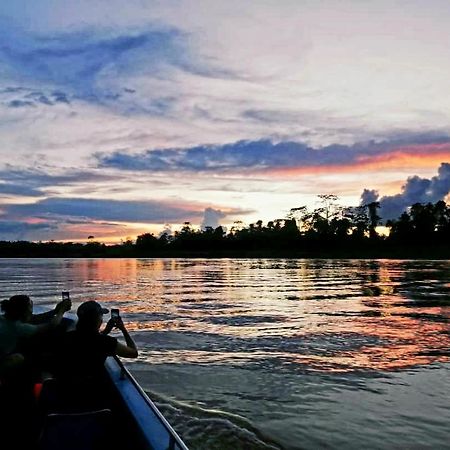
[76,301,108,332]
[1,295,33,322]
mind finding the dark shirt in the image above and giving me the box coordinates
[55,329,117,380]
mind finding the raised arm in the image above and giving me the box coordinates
[31,298,72,325]
[33,300,71,334]
[114,317,138,358]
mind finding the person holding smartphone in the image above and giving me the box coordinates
[54,301,138,382]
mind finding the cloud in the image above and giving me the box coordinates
[158,223,173,238]
[360,163,450,220]
[0,183,43,197]
[0,220,57,241]
[5,197,251,224]
[97,133,450,174]
[0,167,124,197]
[201,208,226,230]
[360,189,379,205]
[7,99,35,108]
[0,216,141,242]
[2,88,72,108]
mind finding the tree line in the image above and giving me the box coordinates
[1,196,450,258]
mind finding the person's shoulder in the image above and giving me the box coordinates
[62,330,77,339]
[15,321,38,337]
[58,330,79,345]
[98,333,117,353]
[99,333,117,344]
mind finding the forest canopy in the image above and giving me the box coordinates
[1,197,449,258]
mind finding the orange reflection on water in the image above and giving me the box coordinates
[61,258,450,374]
[64,258,138,283]
[289,300,450,372]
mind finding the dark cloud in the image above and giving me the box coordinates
[0,183,43,197]
[97,139,336,172]
[1,86,71,108]
[0,220,56,234]
[24,91,53,105]
[52,91,70,104]
[6,197,251,224]
[0,220,57,241]
[0,87,27,94]
[97,133,450,173]
[0,167,121,196]
[361,163,450,221]
[7,99,35,108]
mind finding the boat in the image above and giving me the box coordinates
[103,355,189,450]
[1,306,189,450]
[36,355,189,450]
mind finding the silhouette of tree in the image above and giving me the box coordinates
[136,233,159,253]
[410,202,436,238]
[347,206,369,240]
[435,200,450,236]
[366,201,381,239]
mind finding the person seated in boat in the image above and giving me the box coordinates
[50,301,138,412]
[55,300,138,382]
[0,294,71,383]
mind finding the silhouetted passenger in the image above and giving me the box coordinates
[0,294,71,449]
[56,301,138,381]
[51,301,138,412]
[0,294,70,381]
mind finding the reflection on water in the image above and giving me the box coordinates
[0,258,449,449]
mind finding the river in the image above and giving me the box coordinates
[1,258,449,449]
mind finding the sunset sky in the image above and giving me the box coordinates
[1,0,450,242]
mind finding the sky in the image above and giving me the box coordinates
[1,0,450,242]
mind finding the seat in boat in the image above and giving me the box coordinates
[38,408,113,450]
[38,377,111,414]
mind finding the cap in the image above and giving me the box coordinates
[77,301,109,319]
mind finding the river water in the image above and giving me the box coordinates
[1,258,449,449]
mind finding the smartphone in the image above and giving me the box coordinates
[111,308,120,319]
[62,291,70,300]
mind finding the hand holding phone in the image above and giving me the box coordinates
[110,308,125,330]
[111,308,119,325]
[58,291,72,313]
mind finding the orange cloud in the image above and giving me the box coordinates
[264,143,450,178]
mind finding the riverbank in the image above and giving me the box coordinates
[1,245,449,259]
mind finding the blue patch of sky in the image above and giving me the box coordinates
[0,19,194,112]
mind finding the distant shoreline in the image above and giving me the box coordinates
[1,247,449,260]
